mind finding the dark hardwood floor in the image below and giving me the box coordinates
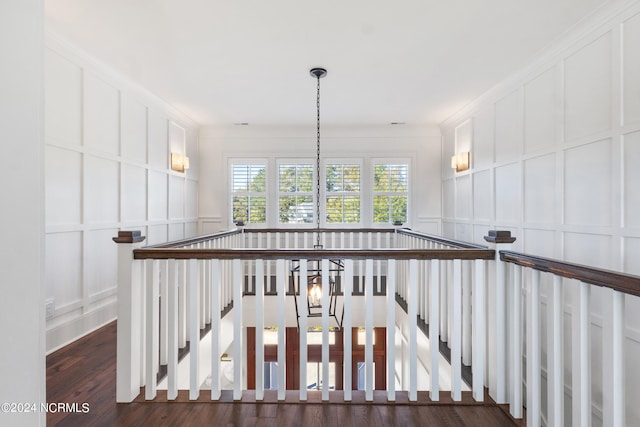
[47,321,524,426]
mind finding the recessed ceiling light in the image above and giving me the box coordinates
[390,122,406,125]
[234,122,249,126]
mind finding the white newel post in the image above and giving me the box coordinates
[483,230,516,404]
[113,230,146,403]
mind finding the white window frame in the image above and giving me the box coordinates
[228,159,268,226]
[322,158,363,227]
[371,159,410,226]
[276,158,315,227]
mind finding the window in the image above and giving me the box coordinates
[230,163,267,224]
[325,163,360,224]
[372,163,408,224]
[278,163,314,224]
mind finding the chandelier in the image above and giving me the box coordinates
[292,67,343,330]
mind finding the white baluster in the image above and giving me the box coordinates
[188,259,200,400]
[160,260,168,366]
[167,259,178,400]
[299,260,308,401]
[526,270,541,427]
[440,261,448,342]
[255,259,265,401]
[387,260,396,402]
[572,281,591,427]
[343,259,353,401]
[322,259,330,401]
[365,259,374,401]
[547,275,564,426]
[602,288,625,427]
[233,259,243,401]
[429,259,440,401]
[145,260,159,400]
[276,259,286,401]
[510,265,523,418]
[451,258,462,401]
[409,259,418,401]
[178,260,187,348]
[472,259,485,402]
[462,260,472,366]
[210,259,221,400]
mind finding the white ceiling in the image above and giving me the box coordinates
[45,0,608,127]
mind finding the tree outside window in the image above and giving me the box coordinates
[231,164,267,224]
[373,164,408,224]
[326,163,361,224]
[279,164,314,224]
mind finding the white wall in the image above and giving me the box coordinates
[0,1,45,426]
[441,2,640,425]
[44,34,199,352]
[198,125,442,233]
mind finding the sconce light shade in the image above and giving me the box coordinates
[171,152,190,172]
[451,152,470,172]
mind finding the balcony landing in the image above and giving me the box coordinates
[47,321,524,426]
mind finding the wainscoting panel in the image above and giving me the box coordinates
[44,35,199,353]
[84,155,120,225]
[495,89,523,163]
[472,106,495,169]
[45,49,82,149]
[45,231,83,309]
[122,164,147,222]
[623,131,640,228]
[120,94,148,163]
[523,67,556,154]
[455,174,471,220]
[623,11,640,126]
[472,169,492,222]
[523,153,556,224]
[85,228,118,298]
[84,73,120,156]
[148,110,169,170]
[494,162,521,224]
[563,139,611,227]
[45,146,82,226]
[563,32,612,142]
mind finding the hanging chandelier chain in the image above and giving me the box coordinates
[316,74,321,247]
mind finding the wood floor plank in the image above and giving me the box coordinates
[47,321,523,426]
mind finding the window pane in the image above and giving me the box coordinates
[373,165,388,191]
[298,165,314,192]
[231,163,267,225]
[343,165,360,191]
[373,195,390,223]
[280,195,313,224]
[326,165,342,192]
[391,196,407,222]
[325,195,342,223]
[343,196,360,223]
[279,165,297,192]
[233,164,266,192]
[389,164,408,191]
[280,164,314,192]
[232,195,248,223]
[372,163,408,224]
[249,196,266,223]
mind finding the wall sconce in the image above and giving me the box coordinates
[451,152,470,172]
[170,152,190,172]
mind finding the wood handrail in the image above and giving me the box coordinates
[500,250,640,298]
[133,247,495,261]
[396,228,489,249]
[242,227,398,234]
[143,229,243,249]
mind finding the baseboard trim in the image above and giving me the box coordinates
[46,301,117,354]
